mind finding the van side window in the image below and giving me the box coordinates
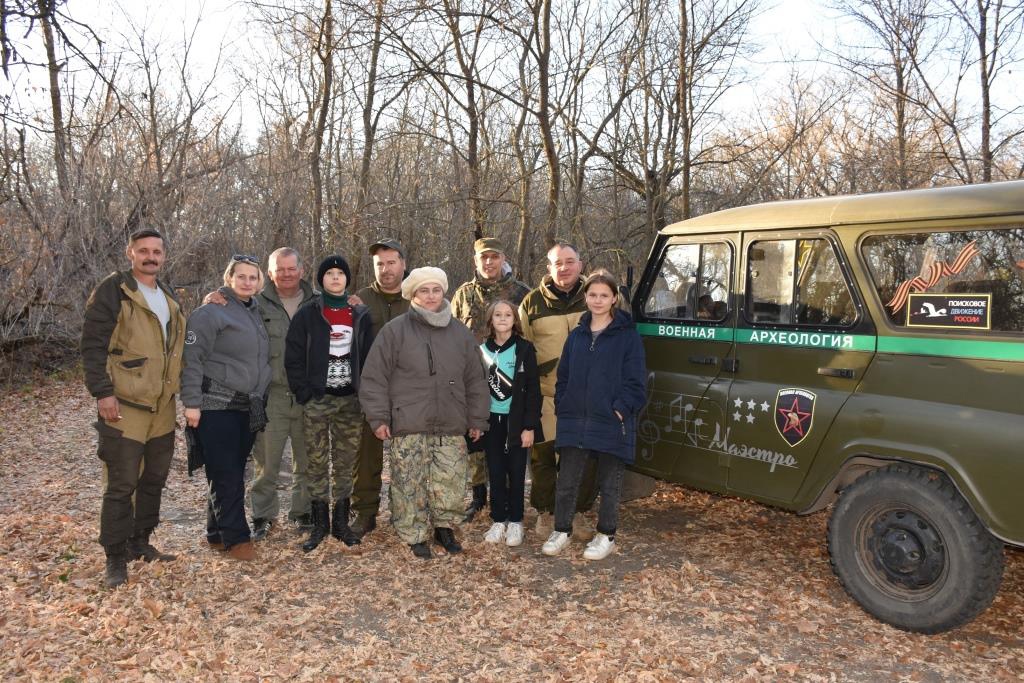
[643,242,731,321]
[862,228,1024,332]
[746,238,857,327]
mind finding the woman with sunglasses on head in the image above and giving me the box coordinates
[182,254,271,561]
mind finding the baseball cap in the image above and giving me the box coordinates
[369,238,406,260]
[474,237,504,255]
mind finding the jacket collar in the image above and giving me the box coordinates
[472,271,515,292]
[540,275,584,306]
[260,278,314,307]
[119,270,180,306]
[578,308,633,332]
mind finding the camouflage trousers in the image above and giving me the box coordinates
[303,393,363,502]
[389,434,468,545]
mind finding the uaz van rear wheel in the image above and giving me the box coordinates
[827,464,1003,633]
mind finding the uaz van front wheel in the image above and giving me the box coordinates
[827,464,1003,633]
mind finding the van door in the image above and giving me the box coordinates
[722,232,876,504]
[634,236,736,490]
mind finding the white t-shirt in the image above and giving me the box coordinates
[136,278,170,341]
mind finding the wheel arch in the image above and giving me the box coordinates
[798,450,1020,548]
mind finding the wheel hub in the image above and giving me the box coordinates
[868,510,945,590]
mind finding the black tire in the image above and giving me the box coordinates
[827,464,1004,633]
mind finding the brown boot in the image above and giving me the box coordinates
[227,541,256,561]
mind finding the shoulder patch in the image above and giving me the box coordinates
[185,331,198,345]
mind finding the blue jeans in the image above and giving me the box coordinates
[199,409,256,548]
[554,447,625,537]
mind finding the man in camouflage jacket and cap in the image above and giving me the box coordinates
[450,237,530,520]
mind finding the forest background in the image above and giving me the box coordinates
[2,0,1023,381]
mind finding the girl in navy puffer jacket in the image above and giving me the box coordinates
[542,270,646,561]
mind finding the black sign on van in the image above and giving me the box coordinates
[906,293,991,330]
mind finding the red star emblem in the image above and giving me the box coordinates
[777,397,811,437]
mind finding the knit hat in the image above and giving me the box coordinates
[401,266,448,300]
[316,255,352,290]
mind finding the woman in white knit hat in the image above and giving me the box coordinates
[358,267,490,559]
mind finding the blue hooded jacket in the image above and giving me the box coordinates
[554,308,647,463]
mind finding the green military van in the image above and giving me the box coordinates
[631,180,1024,633]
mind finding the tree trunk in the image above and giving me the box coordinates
[310,0,334,259]
[38,0,69,200]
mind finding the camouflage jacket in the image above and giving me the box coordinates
[450,272,530,343]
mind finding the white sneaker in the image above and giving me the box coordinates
[505,522,524,547]
[583,533,615,560]
[535,512,553,536]
[541,531,570,556]
[483,522,506,544]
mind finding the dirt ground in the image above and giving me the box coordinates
[1,379,1022,681]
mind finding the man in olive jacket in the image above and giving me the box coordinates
[519,241,598,536]
[81,229,186,589]
[249,248,317,538]
[348,239,410,535]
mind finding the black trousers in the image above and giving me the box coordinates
[199,409,256,548]
[484,413,528,524]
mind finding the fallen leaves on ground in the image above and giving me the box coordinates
[1,378,1022,681]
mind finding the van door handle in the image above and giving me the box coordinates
[818,367,855,379]
[722,359,739,372]
[688,355,718,366]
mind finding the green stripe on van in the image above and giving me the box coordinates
[636,322,734,341]
[736,329,877,351]
[877,336,1024,361]
[638,321,1022,361]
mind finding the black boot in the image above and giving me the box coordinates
[301,500,330,553]
[251,517,273,541]
[331,498,361,546]
[463,484,487,522]
[127,528,177,562]
[294,513,314,532]
[433,527,462,554]
[104,543,128,588]
[410,542,432,560]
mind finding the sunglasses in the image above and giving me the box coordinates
[232,254,260,265]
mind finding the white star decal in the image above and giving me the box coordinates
[760,401,770,412]
[733,397,743,408]
[732,411,741,421]
[746,399,756,411]
[746,413,755,424]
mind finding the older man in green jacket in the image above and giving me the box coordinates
[249,248,317,538]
